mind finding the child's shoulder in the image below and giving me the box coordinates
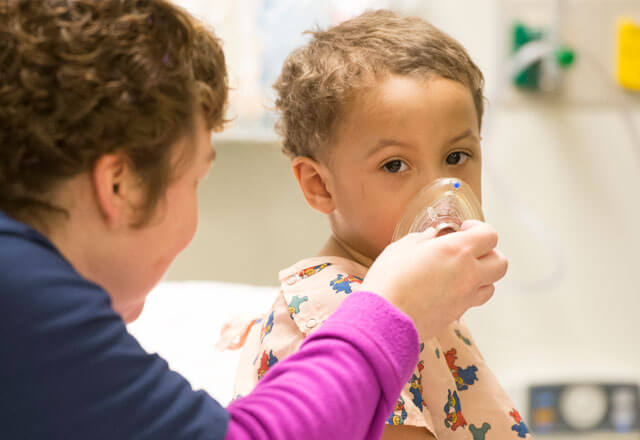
[277,256,367,332]
[279,255,366,295]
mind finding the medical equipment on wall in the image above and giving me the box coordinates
[510,21,575,93]
[528,382,640,439]
[616,18,640,91]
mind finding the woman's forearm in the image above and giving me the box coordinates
[225,291,420,440]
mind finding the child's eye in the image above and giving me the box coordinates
[445,152,470,166]
[382,159,409,173]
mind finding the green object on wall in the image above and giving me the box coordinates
[512,22,576,91]
[512,22,545,90]
[555,47,575,68]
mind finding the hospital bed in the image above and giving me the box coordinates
[127,281,278,405]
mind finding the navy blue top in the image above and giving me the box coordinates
[0,210,229,439]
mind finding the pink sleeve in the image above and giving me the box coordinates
[225,291,420,440]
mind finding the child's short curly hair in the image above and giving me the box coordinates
[274,9,484,159]
[0,0,228,227]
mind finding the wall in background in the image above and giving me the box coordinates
[167,140,329,286]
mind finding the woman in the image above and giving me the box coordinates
[0,1,507,439]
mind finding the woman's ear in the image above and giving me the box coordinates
[291,156,335,214]
[92,153,140,228]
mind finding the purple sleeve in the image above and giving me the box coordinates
[225,291,420,440]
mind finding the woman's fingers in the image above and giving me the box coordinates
[448,221,498,258]
[475,284,496,306]
[408,227,437,243]
[459,219,484,231]
[477,249,509,286]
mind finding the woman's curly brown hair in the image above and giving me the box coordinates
[274,9,485,159]
[0,0,228,227]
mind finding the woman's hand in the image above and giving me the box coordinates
[361,220,508,340]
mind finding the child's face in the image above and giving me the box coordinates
[326,74,482,260]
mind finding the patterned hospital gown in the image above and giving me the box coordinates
[227,256,533,439]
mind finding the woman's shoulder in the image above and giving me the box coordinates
[0,211,114,338]
[0,211,79,284]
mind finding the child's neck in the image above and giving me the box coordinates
[317,234,374,269]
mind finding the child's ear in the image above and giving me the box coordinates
[292,156,335,214]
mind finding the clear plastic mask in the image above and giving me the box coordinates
[392,178,484,241]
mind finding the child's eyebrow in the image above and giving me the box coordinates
[366,138,413,158]
[445,129,479,145]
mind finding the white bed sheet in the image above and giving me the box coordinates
[127,281,278,405]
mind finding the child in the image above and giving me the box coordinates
[227,10,532,440]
